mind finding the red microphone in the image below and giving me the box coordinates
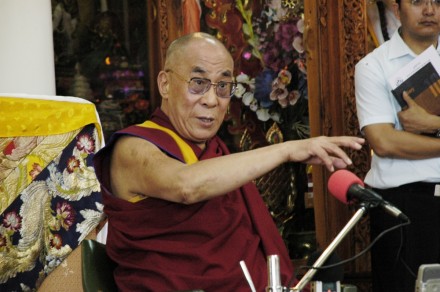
[328,170,364,205]
[328,170,409,221]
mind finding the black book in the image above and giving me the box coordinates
[391,60,440,115]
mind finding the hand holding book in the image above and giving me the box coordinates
[398,91,440,135]
[388,46,440,115]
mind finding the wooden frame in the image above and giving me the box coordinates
[146,0,184,110]
[305,1,372,290]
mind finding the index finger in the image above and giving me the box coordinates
[327,136,365,150]
[312,138,356,170]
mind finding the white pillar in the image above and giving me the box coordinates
[0,0,56,95]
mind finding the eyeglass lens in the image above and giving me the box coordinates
[411,0,440,6]
[188,78,236,98]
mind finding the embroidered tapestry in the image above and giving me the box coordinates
[0,95,104,291]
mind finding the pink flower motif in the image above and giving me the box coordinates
[66,156,81,173]
[292,35,304,54]
[263,44,283,72]
[277,22,297,52]
[249,99,259,112]
[76,133,95,154]
[295,58,307,74]
[280,22,298,38]
[270,70,291,105]
[51,234,63,249]
[3,211,22,231]
[288,90,301,106]
[296,18,305,33]
[271,77,283,90]
[236,2,307,125]
[29,163,43,180]
[277,69,292,86]
[56,201,76,231]
[278,97,289,108]
[270,87,288,103]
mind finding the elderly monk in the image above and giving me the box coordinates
[93,32,365,292]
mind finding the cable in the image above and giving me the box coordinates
[285,218,411,288]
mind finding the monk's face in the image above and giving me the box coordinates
[160,38,234,149]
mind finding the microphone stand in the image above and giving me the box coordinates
[289,204,369,291]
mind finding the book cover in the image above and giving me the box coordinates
[391,62,440,115]
[388,45,440,115]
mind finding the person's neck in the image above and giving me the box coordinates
[399,27,438,54]
[196,141,206,150]
[159,105,207,150]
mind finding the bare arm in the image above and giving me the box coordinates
[364,91,440,159]
[364,121,440,159]
[110,135,364,204]
[111,137,364,204]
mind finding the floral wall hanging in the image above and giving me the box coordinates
[202,0,314,259]
[234,0,309,142]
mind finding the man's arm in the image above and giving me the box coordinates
[355,52,440,160]
[364,121,440,159]
[365,91,440,160]
[110,135,364,204]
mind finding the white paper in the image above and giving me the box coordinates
[388,46,440,89]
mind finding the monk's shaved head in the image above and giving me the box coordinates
[164,32,230,70]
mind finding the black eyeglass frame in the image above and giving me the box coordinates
[166,69,237,98]
[409,0,440,6]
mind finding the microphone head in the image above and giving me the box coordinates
[328,170,364,204]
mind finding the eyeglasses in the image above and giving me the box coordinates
[166,70,237,98]
[410,0,440,7]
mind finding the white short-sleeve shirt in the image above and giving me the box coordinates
[355,30,440,189]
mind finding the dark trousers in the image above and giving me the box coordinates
[370,182,440,292]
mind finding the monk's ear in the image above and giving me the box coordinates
[157,71,170,98]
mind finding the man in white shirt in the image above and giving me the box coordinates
[355,0,440,291]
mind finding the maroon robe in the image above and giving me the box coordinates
[93,109,295,291]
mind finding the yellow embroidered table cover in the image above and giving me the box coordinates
[0,94,104,290]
